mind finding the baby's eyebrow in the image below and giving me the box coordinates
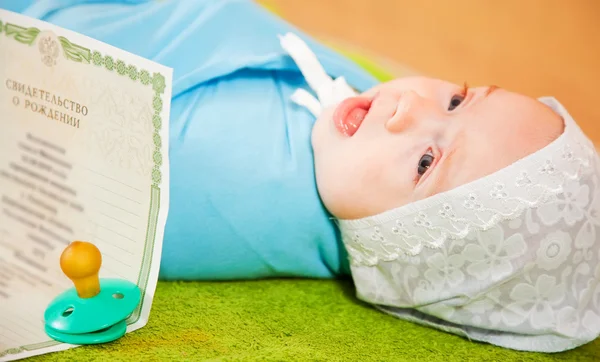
[484,85,500,97]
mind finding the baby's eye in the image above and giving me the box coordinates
[448,94,465,111]
[418,153,434,176]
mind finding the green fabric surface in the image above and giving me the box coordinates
[29,279,599,361]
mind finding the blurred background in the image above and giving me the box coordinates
[260,0,600,144]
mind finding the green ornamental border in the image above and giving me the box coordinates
[1,5,396,358]
[0,19,164,358]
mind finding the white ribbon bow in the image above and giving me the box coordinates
[278,32,358,117]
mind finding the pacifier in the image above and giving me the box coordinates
[43,241,141,345]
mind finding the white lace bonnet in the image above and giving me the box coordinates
[280,33,600,353]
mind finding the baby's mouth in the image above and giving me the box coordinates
[333,96,372,137]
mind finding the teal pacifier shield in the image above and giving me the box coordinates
[44,278,141,335]
[45,319,127,345]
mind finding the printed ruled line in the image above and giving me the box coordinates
[90,183,141,204]
[103,267,129,280]
[2,314,40,337]
[99,225,137,243]
[93,197,139,217]
[95,236,133,255]
[91,221,137,243]
[105,254,132,269]
[5,313,40,332]
[2,326,27,340]
[82,166,142,192]
[0,332,19,345]
[98,211,138,230]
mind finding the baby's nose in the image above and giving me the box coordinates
[384,90,424,133]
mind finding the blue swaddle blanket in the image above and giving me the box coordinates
[3,0,378,280]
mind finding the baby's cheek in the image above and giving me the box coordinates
[313,156,364,219]
[314,168,350,218]
[311,109,334,149]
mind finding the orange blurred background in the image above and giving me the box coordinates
[260,0,600,144]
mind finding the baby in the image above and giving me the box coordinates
[9,0,598,353]
[282,34,600,353]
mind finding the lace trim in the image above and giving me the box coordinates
[338,98,599,266]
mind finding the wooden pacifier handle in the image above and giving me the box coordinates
[60,241,102,299]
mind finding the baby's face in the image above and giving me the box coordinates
[311,76,564,220]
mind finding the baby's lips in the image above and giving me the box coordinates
[333,96,372,137]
